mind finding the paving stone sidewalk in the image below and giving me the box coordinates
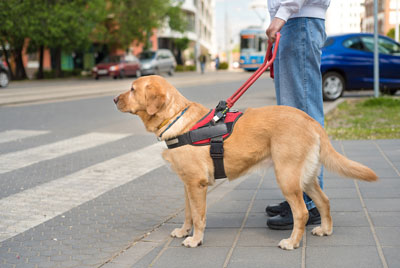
[104,139,400,268]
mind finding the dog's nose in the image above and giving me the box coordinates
[113,96,119,104]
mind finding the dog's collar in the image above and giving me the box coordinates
[158,106,190,139]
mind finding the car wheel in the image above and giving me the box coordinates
[0,71,9,88]
[119,70,125,79]
[322,72,345,101]
[155,67,160,75]
[95,76,99,80]
[136,69,141,78]
[168,67,174,76]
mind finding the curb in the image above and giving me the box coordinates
[323,98,345,115]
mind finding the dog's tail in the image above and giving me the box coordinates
[319,127,378,182]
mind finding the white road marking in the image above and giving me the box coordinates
[0,132,130,174]
[0,130,49,144]
[0,142,166,243]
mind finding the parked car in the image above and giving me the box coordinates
[321,33,400,101]
[139,49,176,76]
[0,61,10,88]
[92,55,141,80]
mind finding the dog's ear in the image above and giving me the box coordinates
[145,81,166,115]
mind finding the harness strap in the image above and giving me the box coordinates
[163,109,242,180]
[165,122,233,149]
[210,136,226,179]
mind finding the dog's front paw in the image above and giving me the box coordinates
[311,226,332,237]
[171,228,190,238]
[278,238,298,250]
[182,236,202,248]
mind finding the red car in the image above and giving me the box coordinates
[92,55,142,79]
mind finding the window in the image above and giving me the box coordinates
[186,12,195,32]
[378,38,400,56]
[258,36,267,52]
[139,51,155,60]
[240,35,255,50]
[343,37,364,50]
[361,36,400,55]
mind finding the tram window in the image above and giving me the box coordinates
[241,34,255,50]
[258,36,266,52]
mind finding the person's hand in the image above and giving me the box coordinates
[266,18,286,42]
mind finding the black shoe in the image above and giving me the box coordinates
[266,206,321,230]
[265,201,290,217]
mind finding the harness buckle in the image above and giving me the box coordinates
[210,137,224,158]
[212,100,229,125]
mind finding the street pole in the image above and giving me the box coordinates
[373,0,379,98]
[396,0,399,42]
[195,0,200,73]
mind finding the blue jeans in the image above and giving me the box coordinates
[200,63,205,74]
[273,17,326,210]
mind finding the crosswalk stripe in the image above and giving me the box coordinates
[0,129,49,144]
[0,142,165,243]
[0,132,130,174]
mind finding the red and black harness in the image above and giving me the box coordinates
[164,102,243,179]
[162,33,280,180]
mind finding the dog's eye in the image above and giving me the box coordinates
[131,87,134,92]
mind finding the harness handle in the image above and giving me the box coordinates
[226,32,281,108]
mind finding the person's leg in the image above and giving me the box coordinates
[272,17,326,210]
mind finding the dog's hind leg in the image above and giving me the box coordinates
[181,178,208,248]
[171,187,193,238]
[303,179,333,237]
[300,142,333,237]
[275,166,308,250]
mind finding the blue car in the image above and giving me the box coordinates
[321,33,400,100]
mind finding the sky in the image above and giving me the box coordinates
[214,0,271,51]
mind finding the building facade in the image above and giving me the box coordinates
[325,0,364,35]
[362,0,400,37]
[156,0,216,68]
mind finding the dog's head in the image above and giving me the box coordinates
[113,75,188,133]
[114,75,168,115]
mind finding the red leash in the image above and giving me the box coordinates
[211,33,281,123]
[226,32,281,108]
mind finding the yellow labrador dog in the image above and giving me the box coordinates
[114,75,378,250]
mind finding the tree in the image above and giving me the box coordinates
[93,0,187,51]
[0,0,107,79]
[387,27,400,41]
[1,0,186,80]
[0,0,35,80]
[174,37,190,65]
[29,0,107,78]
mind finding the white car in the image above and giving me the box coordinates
[139,49,177,76]
[0,61,10,88]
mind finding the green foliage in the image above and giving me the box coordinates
[218,62,229,70]
[325,97,400,140]
[174,37,190,51]
[27,0,107,52]
[94,0,187,50]
[166,3,187,33]
[35,69,83,79]
[175,65,196,72]
[360,97,400,108]
[0,0,36,79]
[1,0,187,79]
[387,27,400,40]
[0,0,32,49]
